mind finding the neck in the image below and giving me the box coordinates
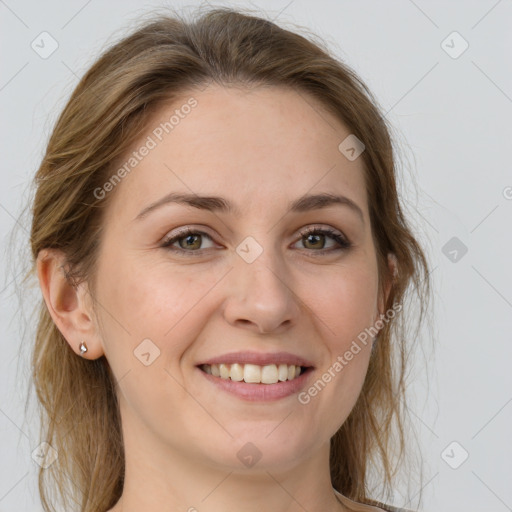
[108,412,346,512]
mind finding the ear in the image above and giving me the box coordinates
[36,248,105,359]
[375,252,398,323]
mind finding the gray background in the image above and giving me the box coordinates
[1,1,511,511]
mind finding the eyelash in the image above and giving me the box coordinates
[160,226,352,257]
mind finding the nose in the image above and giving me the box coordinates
[222,244,301,335]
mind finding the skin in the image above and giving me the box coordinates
[37,84,395,512]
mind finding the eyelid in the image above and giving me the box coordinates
[296,224,345,239]
[160,226,217,249]
[294,225,351,251]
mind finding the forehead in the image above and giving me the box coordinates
[106,84,369,223]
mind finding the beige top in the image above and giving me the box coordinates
[334,490,415,512]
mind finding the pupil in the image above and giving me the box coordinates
[183,234,199,248]
[308,234,323,248]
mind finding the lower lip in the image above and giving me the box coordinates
[197,367,313,402]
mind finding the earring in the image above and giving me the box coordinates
[79,341,88,357]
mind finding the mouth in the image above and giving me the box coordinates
[196,354,315,401]
[199,363,310,384]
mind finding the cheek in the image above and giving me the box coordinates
[306,262,379,349]
[96,254,221,366]
[298,264,378,423]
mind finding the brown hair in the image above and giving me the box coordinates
[23,5,432,512]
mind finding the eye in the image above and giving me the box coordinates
[160,225,352,257]
[160,227,216,256]
[293,226,352,254]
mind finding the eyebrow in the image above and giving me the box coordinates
[134,191,365,223]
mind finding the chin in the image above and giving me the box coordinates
[200,425,319,473]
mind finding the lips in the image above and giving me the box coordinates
[195,351,315,401]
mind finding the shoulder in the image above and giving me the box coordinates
[334,490,416,512]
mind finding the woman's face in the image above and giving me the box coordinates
[92,84,391,474]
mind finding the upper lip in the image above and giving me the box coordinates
[197,351,314,368]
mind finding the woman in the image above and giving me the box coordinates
[29,6,430,512]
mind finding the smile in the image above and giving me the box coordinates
[197,363,314,402]
[200,363,305,384]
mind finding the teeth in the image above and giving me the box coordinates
[261,364,278,384]
[202,363,304,384]
[244,364,261,383]
[278,363,288,381]
[219,363,230,379]
[230,363,244,381]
